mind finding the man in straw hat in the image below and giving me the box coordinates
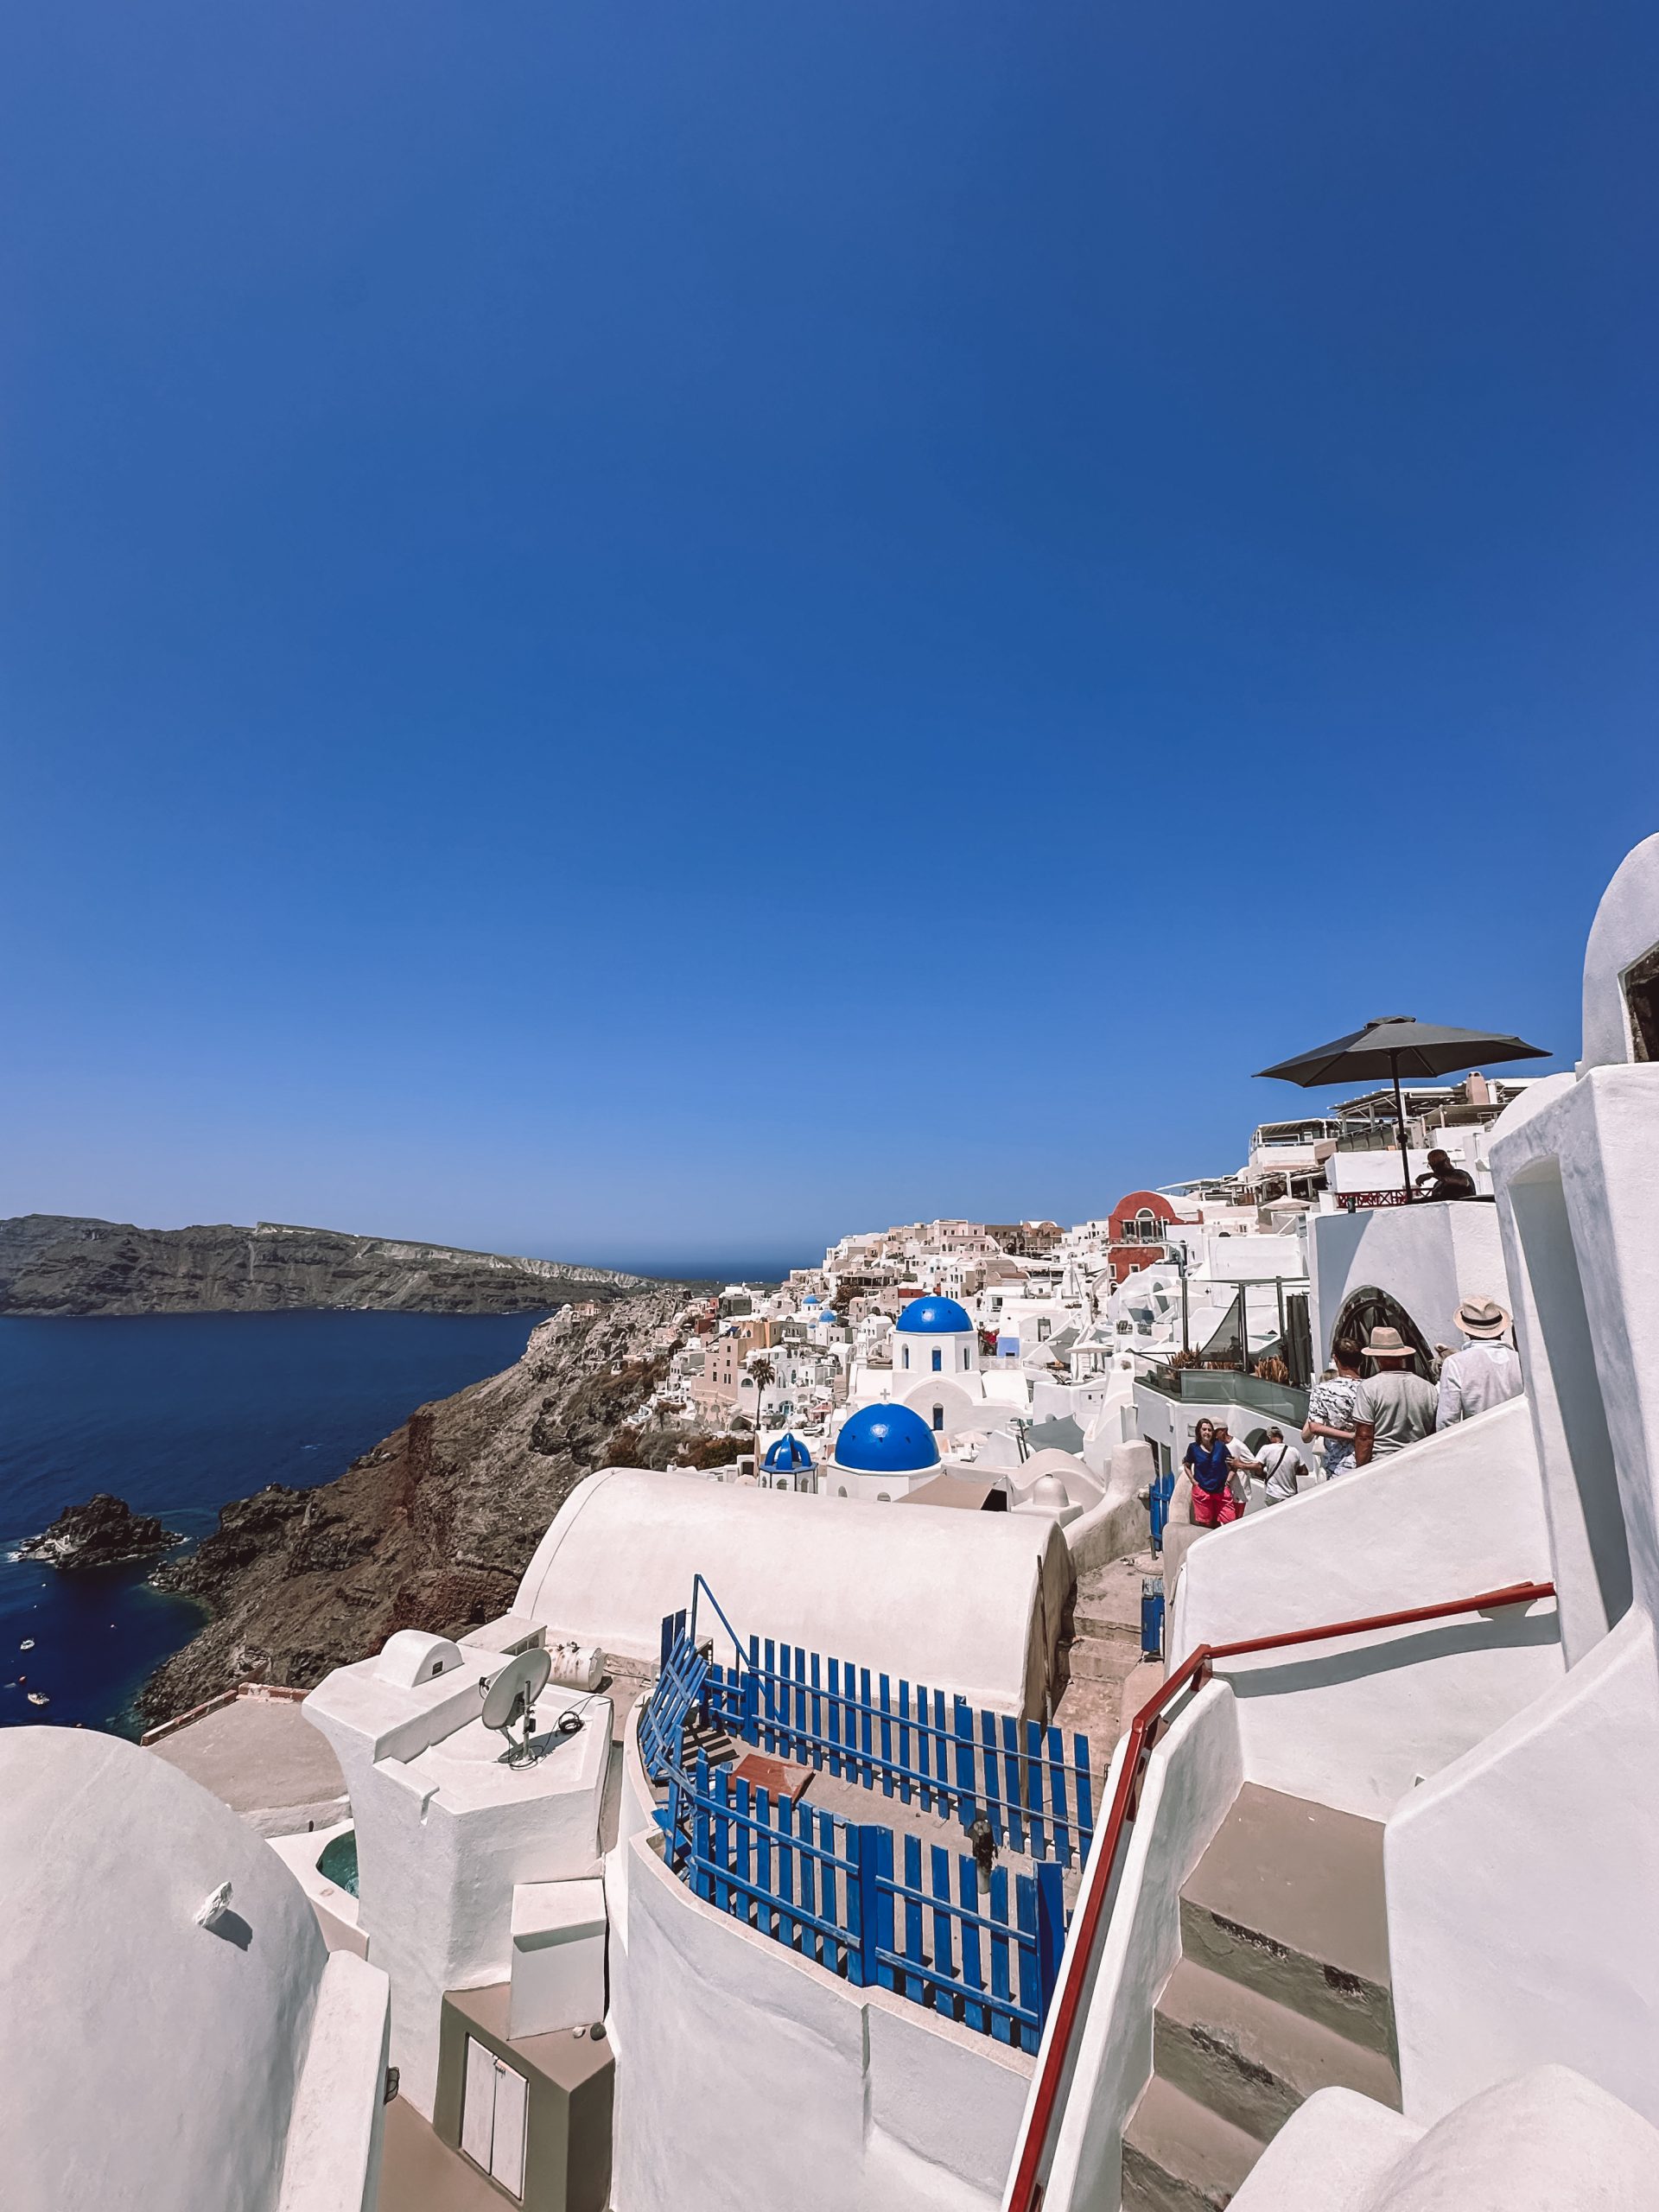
[1435,1297,1522,1427]
[1351,1325,1436,1465]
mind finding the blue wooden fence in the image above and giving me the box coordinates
[700,1636,1094,1866]
[642,1607,1083,2053]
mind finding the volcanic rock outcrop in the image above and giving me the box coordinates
[20,1494,182,1570]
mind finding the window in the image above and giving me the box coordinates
[1624,942,1659,1061]
[902,1346,910,1370]
[931,1404,944,1431]
[961,1348,970,1370]
[1036,1319,1051,1343]
[931,1347,943,1372]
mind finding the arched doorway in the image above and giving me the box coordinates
[1330,1285,1435,1375]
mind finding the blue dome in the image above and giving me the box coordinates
[834,1403,941,1473]
[895,1296,974,1335]
[763,1432,814,1473]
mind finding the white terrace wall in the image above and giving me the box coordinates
[1013,1680,1243,2212]
[1169,1400,1563,1820]
[1386,1607,1659,2133]
[607,1728,1030,2212]
[1307,1200,1510,1369]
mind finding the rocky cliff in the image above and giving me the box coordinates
[0,1215,657,1317]
[139,1285,702,1721]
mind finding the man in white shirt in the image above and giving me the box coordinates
[1253,1426,1304,1504]
[1437,1297,1524,1427]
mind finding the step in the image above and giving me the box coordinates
[1073,1609,1147,1643]
[1153,1958,1402,2147]
[1179,1785,1394,2059]
[1122,2075,1260,2212]
[1066,1637,1142,1684]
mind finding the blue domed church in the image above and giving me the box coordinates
[828,1402,941,1503]
[893,1296,979,1381]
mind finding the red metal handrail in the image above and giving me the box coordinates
[1005,1578,1556,2212]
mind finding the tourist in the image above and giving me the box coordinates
[1216,1423,1258,1511]
[1436,1297,1523,1426]
[1183,1417,1241,1528]
[1255,1426,1302,1504]
[1303,1336,1363,1478]
[1352,1326,1437,1463]
[1415,1147,1479,1202]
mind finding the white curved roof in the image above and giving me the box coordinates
[514,1467,1072,1716]
[0,1728,335,2211]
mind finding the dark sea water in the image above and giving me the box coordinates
[0,1309,552,1735]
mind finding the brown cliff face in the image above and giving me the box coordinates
[138,1287,693,1720]
[0,1215,658,1317]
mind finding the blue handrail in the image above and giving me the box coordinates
[689,1572,755,1675]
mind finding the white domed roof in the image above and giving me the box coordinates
[0,1728,363,2211]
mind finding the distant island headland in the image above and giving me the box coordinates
[0,1214,661,1318]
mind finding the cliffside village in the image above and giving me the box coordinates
[10,837,1659,2212]
[645,1061,1529,1517]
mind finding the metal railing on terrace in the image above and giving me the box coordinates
[639,1593,1095,2054]
[1137,1367,1310,1425]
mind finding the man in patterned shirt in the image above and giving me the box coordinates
[1303,1335,1363,1478]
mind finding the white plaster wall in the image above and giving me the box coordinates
[1308,1202,1510,1367]
[1012,1680,1243,2212]
[276,1953,391,2212]
[0,1729,371,2212]
[513,1467,1070,1719]
[1492,1065,1659,1662]
[608,1808,1030,2212]
[1230,2066,1659,2212]
[304,1702,607,2120]
[1169,1400,1564,1820]
[895,1327,978,1380]
[1064,1441,1153,1576]
[1386,1605,1659,2132]
[1580,830,1659,1071]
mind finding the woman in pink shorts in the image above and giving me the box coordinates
[1185,1418,1242,1527]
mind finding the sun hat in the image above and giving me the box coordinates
[1363,1325,1415,1362]
[1454,1296,1510,1340]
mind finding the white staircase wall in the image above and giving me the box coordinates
[1386,1605,1659,2131]
[1007,1678,1243,2212]
[1169,1399,1562,1821]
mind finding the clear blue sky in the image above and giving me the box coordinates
[3,1,1656,1274]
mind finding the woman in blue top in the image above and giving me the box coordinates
[1183,1418,1243,1527]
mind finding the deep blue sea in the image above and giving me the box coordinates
[0,1310,553,1735]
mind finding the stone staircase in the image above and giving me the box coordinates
[1122,1783,1401,2212]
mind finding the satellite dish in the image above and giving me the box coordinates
[480,1648,553,1767]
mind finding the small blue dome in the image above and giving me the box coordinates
[895,1296,974,1335]
[834,1403,941,1473]
[763,1432,814,1473]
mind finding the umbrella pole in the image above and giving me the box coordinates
[1391,1055,1414,1202]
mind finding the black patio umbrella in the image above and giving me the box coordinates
[1255,1016,1551,1201]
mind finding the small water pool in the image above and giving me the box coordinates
[316,1828,359,1898]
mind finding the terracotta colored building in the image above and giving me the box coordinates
[1105,1189,1182,1284]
